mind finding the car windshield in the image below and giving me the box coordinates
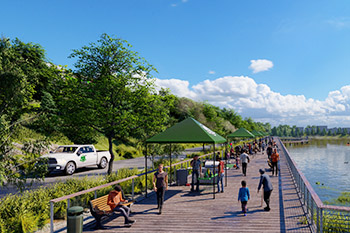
[55,146,78,153]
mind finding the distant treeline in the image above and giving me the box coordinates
[271,125,350,137]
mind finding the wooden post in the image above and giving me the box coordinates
[132,178,135,200]
[50,201,54,233]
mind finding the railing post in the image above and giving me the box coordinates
[311,199,314,227]
[67,199,70,209]
[320,208,323,233]
[317,206,320,232]
[132,178,135,200]
[303,182,306,206]
[94,190,97,199]
[174,167,176,185]
[306,191,309,216]
[50,201,54,233]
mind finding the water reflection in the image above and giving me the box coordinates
[286,138,350,205]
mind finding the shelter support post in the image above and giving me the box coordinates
[225,143,227,187]
[170,143,172,184]
[145,144,148,198]
[213,143,216,199]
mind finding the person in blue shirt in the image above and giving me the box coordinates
[238,180,250,216]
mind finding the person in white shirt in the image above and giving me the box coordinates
[240,150,250,176]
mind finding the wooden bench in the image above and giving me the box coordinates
[89,194,134,229]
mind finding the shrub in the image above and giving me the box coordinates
[0,168,149,233]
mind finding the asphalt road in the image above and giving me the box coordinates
[0,146,210,198]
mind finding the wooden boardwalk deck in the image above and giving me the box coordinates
[83,142,311,233]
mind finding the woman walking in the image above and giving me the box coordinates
[153,163,168,214]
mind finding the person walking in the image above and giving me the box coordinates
[257,169,273,211]
[190,155,202,192]
[107,185,135,227]
[262,141,266,155]
[153,164,168,214]
[270,148,280,176]
[240,150,250,176]
[238,180,250,216]
[266,144,273,160]
[217,157,225,193]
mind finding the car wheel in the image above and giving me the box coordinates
[99,157,108,169]
[65,161,76,175]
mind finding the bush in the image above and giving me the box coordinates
[0,168,149,233]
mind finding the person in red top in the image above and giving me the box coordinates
[270,148,280,176]
[217,155,225,193]
[107,185,135,227]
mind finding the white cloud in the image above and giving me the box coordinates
[249,59,274,73]
[208,70,215,75]
[182,0,188,2]
[171,4,177,7]
[154,78,197,99]
[155,75,350,127]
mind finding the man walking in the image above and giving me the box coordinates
[190,155,202,192]
[257,169,273,211]
[240,150,250,176]
[270,148,280,176]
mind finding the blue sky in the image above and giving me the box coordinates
[2,0,350,127]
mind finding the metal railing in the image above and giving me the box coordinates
[48,151,218,233]
[278,137,350,233]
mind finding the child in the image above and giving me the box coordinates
[238,180,250,216]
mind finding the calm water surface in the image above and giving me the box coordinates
[286,138,350,205]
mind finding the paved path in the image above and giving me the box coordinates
[81,142,312,233]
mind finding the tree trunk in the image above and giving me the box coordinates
[107,136,114,174]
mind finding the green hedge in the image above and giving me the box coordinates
[0,168,153,233]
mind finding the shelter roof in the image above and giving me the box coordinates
[146,117,226,143]
[227,128,255,138]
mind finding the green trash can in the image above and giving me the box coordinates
[67,206,84,233]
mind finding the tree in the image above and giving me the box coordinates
[68,34,170,174]
[0,37,54,189]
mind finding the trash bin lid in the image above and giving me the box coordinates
[67,206,84,215]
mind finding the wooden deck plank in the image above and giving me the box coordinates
[81,142,311,233]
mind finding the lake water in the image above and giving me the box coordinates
[286,138,350,205]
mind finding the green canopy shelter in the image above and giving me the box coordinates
[258,131,266,137]
[227,128,255,139]
[251,130,262,137]
[146,117,226,199]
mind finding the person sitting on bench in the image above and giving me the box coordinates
[107,185,136,227]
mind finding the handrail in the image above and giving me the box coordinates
[277,137,350,233]
[50,152,211,203]
[281,144,323,207]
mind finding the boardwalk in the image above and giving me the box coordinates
[84,142,311,233]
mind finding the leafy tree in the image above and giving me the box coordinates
[316,126,321,135]
[0,37,54,189]
[337,128,342,135]
[68,34,170,174]
[327,129,332,136]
